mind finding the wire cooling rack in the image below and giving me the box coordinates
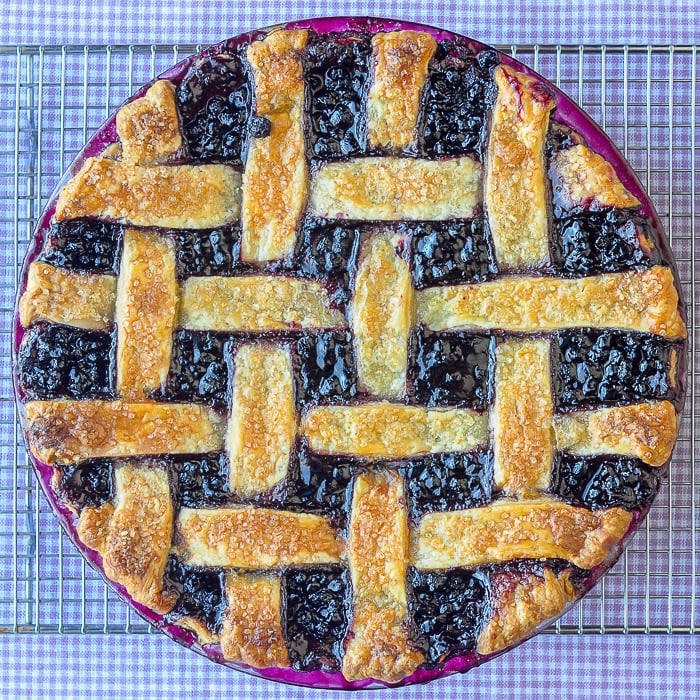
[0,43,697,636]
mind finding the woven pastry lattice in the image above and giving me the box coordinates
[15,23,686,688]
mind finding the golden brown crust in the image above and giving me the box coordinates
[309,156,481,220]
[352,232,413,399]
[77,464,175,614]
[554,400,678,467]
[116,229,178,400]
[300,403,489,459]
[486,64,555,267]
[343,471,423,682]
[19,262,116,330]
[343,602,424,683]
[551,144,641,211]
[221,572,290,668]
[476,568,577,655]
[227,344,296,494]
[179,275,345,332]
[242,29,308,262]
[413,498,633,570]
[116,80,182,165]
[55,158,241,229]
[417,266,687,340]
[493,339,554,496]
[176,507,341,568]
[25,400,225,465]
[367,30,437,150]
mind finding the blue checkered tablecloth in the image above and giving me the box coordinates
[1,1,698,698]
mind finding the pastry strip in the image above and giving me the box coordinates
[301,403,488,459]
[221,572,290,668]
[179,275,345,332]
[242,29,308,262]
[176,507,340,568]
[116,80,182,165]
[486,64,555,267]
[416,266,687,340]
[413,498,632,570]
[352,232,413,399]
[19,261,116,330]
[309,156,481,220]
[367,30,437,150]
[551,144,641,211]
[343,471,424,682]
[476,568,577,655]
[77,464,175,614]
[554,400,677,467]
[56,157,241,229]
[227,344,296,494]
[493,339,554,496]
[25,399,225,465]
[116,229,178,400]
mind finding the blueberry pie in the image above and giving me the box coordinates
[13,18,686,688]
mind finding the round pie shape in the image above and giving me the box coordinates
[12,17,687,689]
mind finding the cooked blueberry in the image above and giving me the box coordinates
[161,330,232,407]
[283,566,350,672]
[176,53,251,163]
[305,34,372,159]
[408,567,488,667]
[17,323,116,400]
[545,121,583,156]
[172,453,230,508]
[296,218,361,306]
[552,454,660,510]
[164,556,226,634]
[553,330,679,409]
[294,331,357,407]
[249,115,272,138]
[409,217,497,288]
[172,226,241,278]
[403,450,493,520]
[281,440,355,526]
[417,43,497,157]
[409,329,494,408]
[39,219,122,274]
[57,459,114,510]
[551,210,660,276]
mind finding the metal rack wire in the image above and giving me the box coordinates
[0,43,697,636]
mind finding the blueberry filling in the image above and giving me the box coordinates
[280,440,355,527]
[304,34,372,159]
[283,566,350,672]
[402,450,493,520]
[553,329,678,409]
[417,42,498,158]
[552,454,660,511]
[159,330,233,407]
[172,226,242,279]
[39,219,123,274]
[295,217,361,307]
[545,121,583,156]
[172,452,230,508]
[409,217,497,288]
[409,329,494,408]
[408,567,488,667]
[57,459,115,510]
[176,53,252,164]
[294,330,357,407]
[550,209,660,276]
[164,556,226,634]
[17,323,116,400]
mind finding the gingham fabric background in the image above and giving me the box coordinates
[2,1,699,698]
